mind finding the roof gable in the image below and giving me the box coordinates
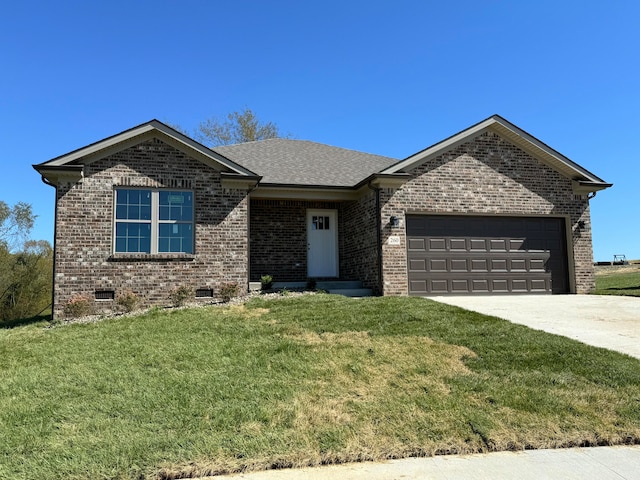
[382,115,611,193]
[213,139,398,187]
[33,120,257,182]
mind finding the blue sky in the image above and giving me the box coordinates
[2,0,638,261]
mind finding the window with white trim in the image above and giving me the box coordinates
[114,189,194,254]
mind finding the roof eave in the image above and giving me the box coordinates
[572,180,613,194]
[32,164,84,186]
[355,172,412,190]
[220,172,262,190]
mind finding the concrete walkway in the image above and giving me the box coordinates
[431,294,640,359]
[209,446,640,479]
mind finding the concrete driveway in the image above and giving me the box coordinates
[431,294,640,359]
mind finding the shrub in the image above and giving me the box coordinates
[219,282,240,302]
[169,285,192,307]
[116,289,140,313]
[63,294,93,318]
[260,274,273,291]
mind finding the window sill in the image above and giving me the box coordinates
[108,253,196,262]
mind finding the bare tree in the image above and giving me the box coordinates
[0,201,35,251]
[193,108,287,147]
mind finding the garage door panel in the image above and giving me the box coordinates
[490,239,507,251]
[470,239,487,251]
[471,279,490,292]
[430,279,449,293]
[491,259,508,271]
[512,279,528,292]
[450,238,467,251]
[428,238,447,251]
[409,280,428,294]
[510,259,527,271]
[529,258,546,271]
[430,258,447,272]
[406,215,568,295]
[450,259,468,272]
[509,239,525,251]
[471,259,488,272]
[451,279,470,292]
[407,238,426,251]
[408,259,426,272]
[530,279,548,291]
[491,279,509,292]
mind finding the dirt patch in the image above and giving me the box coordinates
[282,330,477,433]
[223,305,270,318]
[595,263,640,276]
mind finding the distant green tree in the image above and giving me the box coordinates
[0,240,53,321]
[192,108,288,147]
[0,202,52,322]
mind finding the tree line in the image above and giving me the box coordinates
[0,201,52,322]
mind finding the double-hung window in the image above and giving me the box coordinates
[114,189,194,254]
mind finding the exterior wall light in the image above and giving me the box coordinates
[389,216,400,228]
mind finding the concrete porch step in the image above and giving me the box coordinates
[316,280,363,290]
[319,281,373,297]
[326,288,373,297]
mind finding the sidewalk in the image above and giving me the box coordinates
[208,446,640,479]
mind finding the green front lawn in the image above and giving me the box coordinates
[595,269,640,296]
[1,295,639,479]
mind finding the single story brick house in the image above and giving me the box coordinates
[34,115,611,318]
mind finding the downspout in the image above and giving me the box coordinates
[40,175,57,321]
[367,182,383,296]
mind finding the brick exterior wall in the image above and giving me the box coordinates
[53,138,249,317]
[340,190,380,293]
[249,199,341,282]
[380,131,595,295]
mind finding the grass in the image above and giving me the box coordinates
[0,295,639,479]
[595,268,640,296]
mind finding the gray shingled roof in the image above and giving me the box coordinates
[213,139,398,187]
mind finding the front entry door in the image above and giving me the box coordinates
[307,209,338,277]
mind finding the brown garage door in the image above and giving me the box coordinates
[407,215,569,295]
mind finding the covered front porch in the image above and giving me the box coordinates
[248,196,380,294]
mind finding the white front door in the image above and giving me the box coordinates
[307,209,338,277]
